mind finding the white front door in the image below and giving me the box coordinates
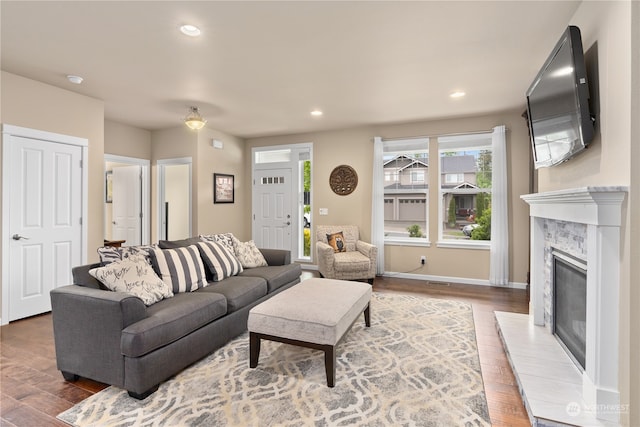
[112,165,141,246]
[253,169,292,250]
[7,135,83,321]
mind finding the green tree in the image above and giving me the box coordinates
[476,192,486,219]
[303,161,311,192]
[448,197,457,228]
[471,208,491,240]
[303,160,311,214]
[476,150,492,188]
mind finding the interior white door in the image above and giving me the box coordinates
[253,169,292,250]
[112,165,141,246]
[8,136,82,321]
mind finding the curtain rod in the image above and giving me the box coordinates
[379,128,499,142]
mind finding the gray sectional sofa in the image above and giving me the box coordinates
[50,239,301,399]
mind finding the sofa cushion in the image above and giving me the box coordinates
[97,244,158,266]
[121,292,227,358]
[196,241,243,281]
[197,276,267,313]
[88,258,173,305]
[239,263,302,293]
[333,251,371,273]
[158,237,201,249]
[233,240,268,268]
[149,246,208,293]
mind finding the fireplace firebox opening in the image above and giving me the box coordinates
[552,249,587,370]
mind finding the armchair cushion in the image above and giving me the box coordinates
[333,251,371,273]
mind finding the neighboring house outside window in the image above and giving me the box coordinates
[439,135,492,243]
[383,145,429,242]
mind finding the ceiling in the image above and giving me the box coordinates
[1,1,582,138]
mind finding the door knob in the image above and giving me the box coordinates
[285,221,291,226]
[12,234,29,240]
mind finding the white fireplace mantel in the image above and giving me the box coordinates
[520,186,627,226]
[521,186,627,423]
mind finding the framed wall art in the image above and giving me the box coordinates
[214,173,234,203]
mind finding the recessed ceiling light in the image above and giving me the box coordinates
[450,91,466,99]
[66,75,84,84]
[310,109,323,116]
[180,24,201,37]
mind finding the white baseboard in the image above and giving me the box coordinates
[300,263,318,271]
[381,271,528,290]
[297,264,527,289]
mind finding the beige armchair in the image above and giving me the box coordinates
[315,225,377,284]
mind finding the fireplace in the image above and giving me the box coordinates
[521,186,627,423]
[552,250,587,370]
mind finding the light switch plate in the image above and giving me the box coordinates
[319,208,329,215]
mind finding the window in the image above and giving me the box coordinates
[381,138,429,243]
[411,171,425,183]
[439,133,492,243]
[445,173,463,184]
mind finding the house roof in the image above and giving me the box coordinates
[0,2,581,137]
[384,155,428,172]
[441,155,476,174]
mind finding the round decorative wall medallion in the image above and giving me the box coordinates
[329,165,358,196]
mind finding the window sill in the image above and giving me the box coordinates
[384,239,431,247]
[436,240,490,250]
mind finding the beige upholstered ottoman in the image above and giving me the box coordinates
[247,278,371,387]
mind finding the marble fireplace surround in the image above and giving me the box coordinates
[521,186,627,422]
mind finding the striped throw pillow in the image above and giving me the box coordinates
[149,245,208,293]
[196,241,243,281]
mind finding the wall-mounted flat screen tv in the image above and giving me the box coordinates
[526,25,595,169]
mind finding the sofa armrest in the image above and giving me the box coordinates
[50,285,147,387]
[259,248,291,266]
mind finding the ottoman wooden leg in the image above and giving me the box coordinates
[250,332,261,368]
[324,345,336,387]
[364,304,371,327]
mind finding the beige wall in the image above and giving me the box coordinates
[246,108,532,285]
[0,75,105,255]
[104,120,152,242]
[536,2,635,424]
[150,127,198,243]
[195,128,248,240]
[0,71,105,321]
[149,126,247,241]
[104,120,151,159]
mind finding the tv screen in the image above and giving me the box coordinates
[526,26,595,169]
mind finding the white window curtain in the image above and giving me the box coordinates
[490,125,509,286]
[371,137,385,275]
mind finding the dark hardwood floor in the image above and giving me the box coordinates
[1,272,530,426]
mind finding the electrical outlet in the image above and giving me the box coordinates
[420,256,426,265]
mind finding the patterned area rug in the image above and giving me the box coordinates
[58,293,490,426]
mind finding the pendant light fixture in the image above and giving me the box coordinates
[184,106,207,130]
